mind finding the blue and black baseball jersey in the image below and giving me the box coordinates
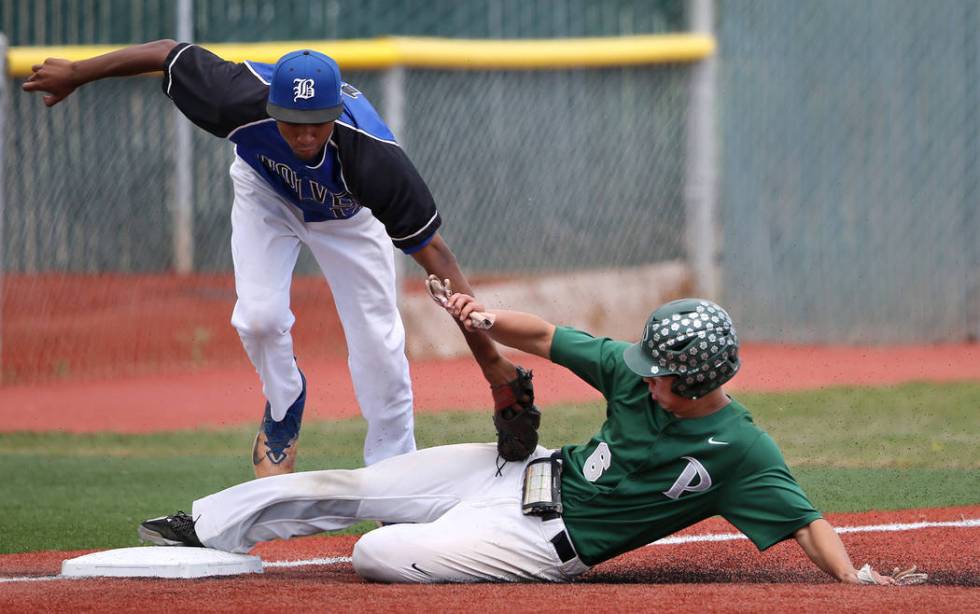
[162,43,441,253]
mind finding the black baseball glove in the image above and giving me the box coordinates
[491,366,541,462]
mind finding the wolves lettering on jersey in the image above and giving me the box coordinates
[256,153,359,217]
[163,43,442,251]
[231,119,361,221]
[232,60,397,223]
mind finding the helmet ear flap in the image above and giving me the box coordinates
[671,347,740,399]
[658,301,740,399]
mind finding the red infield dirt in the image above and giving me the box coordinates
[2,272,979,433]
[3,274,979,610]
[1,506,978,612]
[1,344,979,433]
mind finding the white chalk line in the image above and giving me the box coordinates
[264,556,352,568]
[2,518,977,584]
[0,575,76,584]
[650,517,980,546]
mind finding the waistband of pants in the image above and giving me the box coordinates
[527,450,579,565]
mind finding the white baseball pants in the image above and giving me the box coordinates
[228,157,415,465]
[192,443,590,583]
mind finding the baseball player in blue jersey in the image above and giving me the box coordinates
[24,41,539,476]
[135,288,925,586]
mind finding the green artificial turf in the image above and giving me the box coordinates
[0,381,977,553]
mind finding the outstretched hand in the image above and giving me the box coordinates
[855,563,928,586]
[425,275,495,331]
[22,58,78,106]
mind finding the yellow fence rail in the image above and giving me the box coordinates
[7,34,715,76]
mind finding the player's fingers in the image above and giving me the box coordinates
[31,63,42,73]
[460,302,482,323]
[43,93,64,107]
[868,568,896,586]
[458,308,475,331]
[23,73,46,87]
[893,565,914,579]
[892,565,927,585]
[447,293,471,312]
[458,297,487,321]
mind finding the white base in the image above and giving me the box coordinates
[61,547,263,578]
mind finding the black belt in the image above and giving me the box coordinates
[542,451,576,563]
[550,530,577,563]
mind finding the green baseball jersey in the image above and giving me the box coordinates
[551,326,821,566]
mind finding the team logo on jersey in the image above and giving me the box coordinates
[293,78,316,101]
[662,456,712,500]
[257,154,362,218]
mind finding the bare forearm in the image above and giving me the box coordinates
[412,234,514,383]
[24,39,179,107]
[794,519,858,583]
[71,40,178,84]
[411,233,475,296]
[481,310,555,359]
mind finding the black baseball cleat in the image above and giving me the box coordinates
[138,511,204,547]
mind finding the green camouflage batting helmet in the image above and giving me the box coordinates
[623,298,740,399]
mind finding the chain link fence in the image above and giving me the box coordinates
[0,1,685,44]
[3,67,689,275]
[186,66,690,276]
[1,0,977,384]
[717,0,979,343]
[0,1,691,383]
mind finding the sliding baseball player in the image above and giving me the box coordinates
[138,283,925,585]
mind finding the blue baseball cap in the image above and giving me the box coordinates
[266,49,343,124]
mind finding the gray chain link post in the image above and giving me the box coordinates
[684,0,719,299]
[0,34,6,383]
[382,65,408,297]
[173,0,194,273]
[969,1,980,342]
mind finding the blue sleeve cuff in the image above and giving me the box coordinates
[399,232,435,255]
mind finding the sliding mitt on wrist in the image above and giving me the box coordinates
[491,366,541,462]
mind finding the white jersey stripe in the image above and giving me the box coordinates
[391,211,439,242]
[330,139,353,191]
[243,61,270,85]
[165,44,196,97]
[226,117,277,140]
[335,120,400,147]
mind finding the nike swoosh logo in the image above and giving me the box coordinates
[707,437,729,445]
[411,563,432,577]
